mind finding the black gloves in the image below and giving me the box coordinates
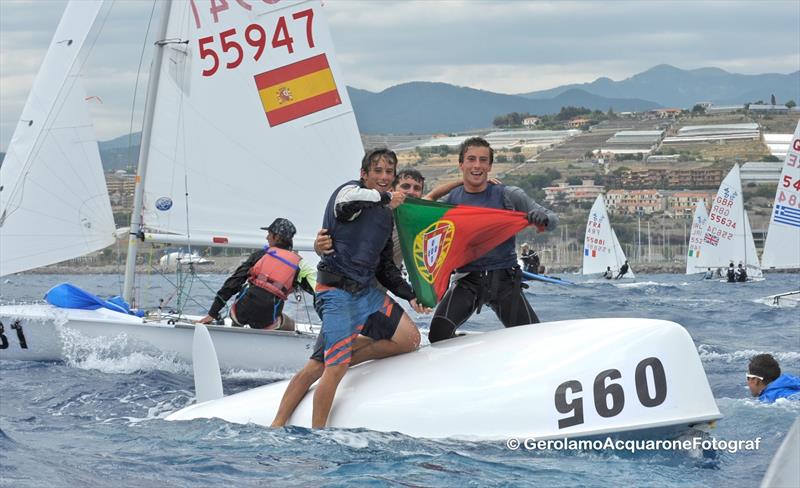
[527,209,549,227]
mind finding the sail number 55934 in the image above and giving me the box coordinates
[554,357,667,429]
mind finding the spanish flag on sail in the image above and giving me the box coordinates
[254,54,341,127]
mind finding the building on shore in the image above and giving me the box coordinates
[605,189,665,215]
[740,162,783,184]
[667,191,716,218]
[543,180,604,205]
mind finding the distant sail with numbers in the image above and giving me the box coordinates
[696,164,762,278]
[761,122,800,269]
[582,194,633,278]
[685,200,709,275]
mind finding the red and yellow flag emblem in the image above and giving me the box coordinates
[254,54,341,127]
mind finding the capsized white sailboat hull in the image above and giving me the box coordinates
[167,318,721,440]
[0,304,316,373]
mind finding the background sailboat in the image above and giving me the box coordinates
[582,194,634,278]
[685,199,709,275]
[0,0,360,371]
[761,121,800,270]
[696,164,762,280]
[0,1,115,277]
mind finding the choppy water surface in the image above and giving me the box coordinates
[1,272,798,487]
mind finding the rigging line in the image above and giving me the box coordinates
[144,261,213,313]
[126,0,159,174]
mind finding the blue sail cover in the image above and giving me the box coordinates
[45,283,144,317]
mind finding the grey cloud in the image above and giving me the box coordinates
[1,0,799,150]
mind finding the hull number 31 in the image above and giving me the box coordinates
[554,357,667,429]
[0,320,28,349]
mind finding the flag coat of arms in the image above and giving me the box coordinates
[254,53,341,127]
[394,198,532,307]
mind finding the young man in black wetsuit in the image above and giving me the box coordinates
[428,137,558,343]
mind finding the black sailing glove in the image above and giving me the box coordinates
[527,209,549,227]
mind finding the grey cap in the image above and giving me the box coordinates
[261,218,296,240]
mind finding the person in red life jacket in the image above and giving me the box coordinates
[196,218,315,330]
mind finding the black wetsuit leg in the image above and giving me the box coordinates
[429,274,481,343]
[234,287,282,329]
[488,269,539,327]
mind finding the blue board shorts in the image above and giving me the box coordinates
[310,289,403,363]
[314,285,397,366]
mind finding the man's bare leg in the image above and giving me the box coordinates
[350,314,419,365]
[270,359,323,427]
[312,362,348,428]
[270,335,378,427]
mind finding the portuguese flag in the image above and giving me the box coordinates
[394,198,533,307]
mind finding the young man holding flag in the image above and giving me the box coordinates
[426,137,559,343]
[271,148,426,429]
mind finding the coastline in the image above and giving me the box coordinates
[14,263,797,275]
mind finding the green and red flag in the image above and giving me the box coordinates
[394,197,534,307]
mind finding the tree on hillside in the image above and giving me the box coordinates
[691,104,706,115]
[787,100,797,109]
[512,154,525,164]
[567,176,583,185]
[555,106,591,121]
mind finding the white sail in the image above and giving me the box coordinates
[685,200,709,274]
[583,194,630,275]
[611,228,634,278]
[141,0,362,250]
[0,1,113,277]
[761,122,800,269]
[699,164,762,277]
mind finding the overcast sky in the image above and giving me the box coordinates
[1,0,799,151]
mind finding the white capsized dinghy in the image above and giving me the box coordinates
[167,318,722,440]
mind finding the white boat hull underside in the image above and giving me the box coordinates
[168,318,722,441]
[0,304,316,373]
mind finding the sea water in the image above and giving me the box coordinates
[1,272,798,487]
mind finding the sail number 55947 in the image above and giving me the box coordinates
[554,357,667,429]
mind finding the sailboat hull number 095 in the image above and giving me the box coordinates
[554,357,667,429]
[192,4,316,78]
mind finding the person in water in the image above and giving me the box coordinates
[747,354,800,403]
[702,268,713,280]
[271,148,425,429]
[427,136,558,343]
[615,260,629,279]
[196,218,315,330]
[602,266,613,279]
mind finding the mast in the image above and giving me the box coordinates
[122,0,172,305]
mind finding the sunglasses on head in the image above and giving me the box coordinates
[746,373,764,381]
